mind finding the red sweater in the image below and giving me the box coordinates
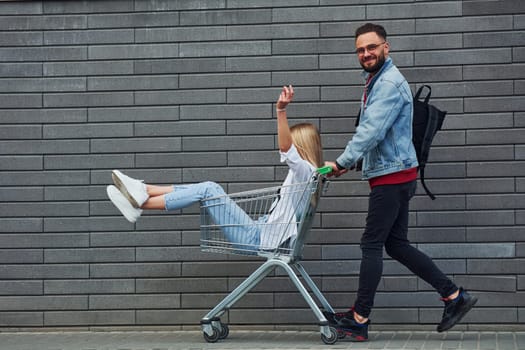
[368,167,418,188]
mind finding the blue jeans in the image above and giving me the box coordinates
[164,181,260,251]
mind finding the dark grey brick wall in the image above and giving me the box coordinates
[0,0,524,329]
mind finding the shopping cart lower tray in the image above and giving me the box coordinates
[199,168,339,345]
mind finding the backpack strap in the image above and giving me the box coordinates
[414,85,432,104]
[419,167,436,200]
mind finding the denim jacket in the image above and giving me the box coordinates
[336,57,418,179]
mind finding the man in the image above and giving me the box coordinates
[324,23,477,342]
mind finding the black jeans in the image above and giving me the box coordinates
[354,180,458,318]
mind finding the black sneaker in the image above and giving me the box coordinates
[437,287,478,332]
[323,308,369,342]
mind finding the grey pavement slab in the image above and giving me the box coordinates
[0,330,524,350]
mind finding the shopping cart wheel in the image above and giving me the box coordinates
[321,326,338,345]
[218,323,229,339]
[203,326,220,343]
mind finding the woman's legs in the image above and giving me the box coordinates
[140,185,174,210]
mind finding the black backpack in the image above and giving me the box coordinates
[412,85,447,200]
[354,85,447,200]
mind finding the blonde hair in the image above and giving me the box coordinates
[290,123,323,168]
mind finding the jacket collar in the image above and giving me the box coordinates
[361,56,393,89]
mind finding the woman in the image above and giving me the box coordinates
[107,85,323,252]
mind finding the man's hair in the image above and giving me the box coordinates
[355,23,387,41]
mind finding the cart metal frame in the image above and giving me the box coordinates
[199,170,338,344]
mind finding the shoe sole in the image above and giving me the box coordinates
[112,170,140,208]
[438,296,478,332]
[337,329,368,342]
[106,186,139,223]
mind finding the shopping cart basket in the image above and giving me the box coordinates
[199,166,339,345]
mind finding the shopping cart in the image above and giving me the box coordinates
[199,166,339,345]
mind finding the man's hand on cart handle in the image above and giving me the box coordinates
[324,161,348,177]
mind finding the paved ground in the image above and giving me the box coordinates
[0,330,524,350]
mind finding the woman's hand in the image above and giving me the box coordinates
[276,85,294,111]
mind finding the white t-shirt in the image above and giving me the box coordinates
[258,144,316,249]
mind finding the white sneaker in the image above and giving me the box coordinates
[107,185,142,223]
[111,170,149,208]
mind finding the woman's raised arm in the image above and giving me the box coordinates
[276,85,294,153]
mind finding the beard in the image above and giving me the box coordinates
[360,52,386,73]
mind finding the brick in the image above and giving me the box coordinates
[44,154,134,170]
[183,167,274,182]
[0,296,87,311]
[180,41,270,57]
[416,48,511,66]
[0,63,42,77]
[430,145,514,162]
[273,70,361,86]
[135,89,225,105]
[0,264,88,279]
[181,9,271,25]
[44,217,133,233]
[420,81,513,98]
[227,23,318,40]
[136,278,227,293]
[88,43,179,60]
[0,202,88,217]
[0,249,42,264]
[227,87,319,103]
[89,263,182,278]
[0,281,42,296]
[467,129,525,145]
[417,210,515,227]
[88,12,179,28]
[44,248,134,263]
[321,19,415,38]
[0,186,43,201]
[90,294,180,309]
[462,0,525,16]
[0,15,86,30]
[467,194,525,210]
[44,311,135,326]
[90,231,181,247]
[368,2,461,19]
[416,15,513,33]
[464,30,525,48]
[89,106,178,122]
[0,233,88,248]
[136,152,227,168]
[135,121,225,137]
[0,94,41,108]
[43,123,132,139]
[401,66,463,83]
[183,135,273,151]
[134,0,225,11]
[272,38,353,55]
[88,75,179,91]
[0,170,90,186]
[0,218,42,233]
[0,46,86,62]
[392,33,462,51]
[419,243,515,259]
[468,226,525,242]
[227,55,318,72]
[0,77,85,93]
[273,6,365,23]
[43,0,133,14]
[44,29,134,45]
[228,0,316,7]
[182,292,270,308]
[44,92,134,107]
[0,312,43,327]
[135,58,225,74]
[0,125,41,139]
[181,104,270,120]
[179,72,269,89]
[44,279,134,295]
[90,137,181,153]
[445,113,514,130]
[0,31,42,46]
[464,63,525,80]
[136,26,226,42]
[44,60,134,76]
[467,161,525,177]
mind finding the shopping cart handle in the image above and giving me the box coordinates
[316,165,333,175]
